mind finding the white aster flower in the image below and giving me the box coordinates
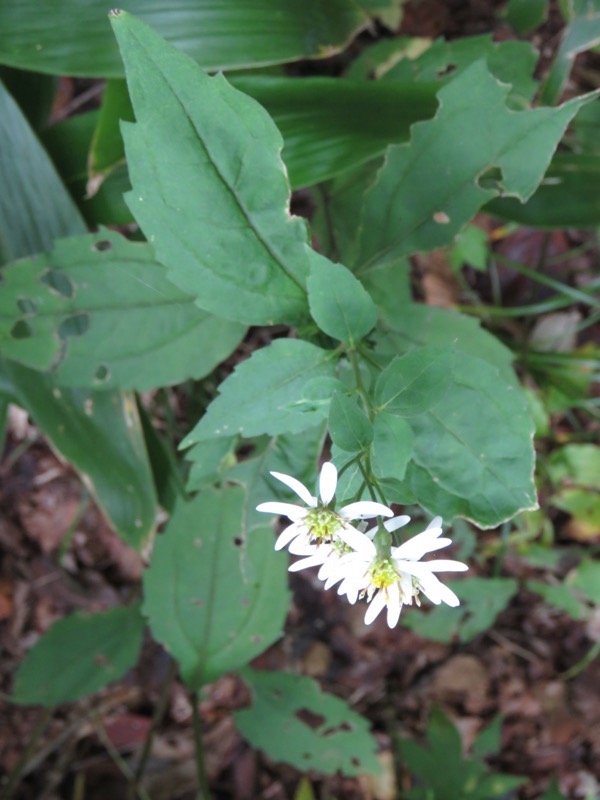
[256,461,393,553]
[324,516,468,628]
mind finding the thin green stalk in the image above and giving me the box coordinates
[560,640,600,680]
[127,658,179,800]
[0,708,53,800]
[94,714,151,800]
[190,691,212,800]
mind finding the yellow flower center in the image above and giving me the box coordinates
[305,507,342,543]
[369,559,398,589]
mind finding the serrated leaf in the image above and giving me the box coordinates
[182,339,337,445]
[307,249,378,344]
[235,669,380,776]
[0,0,367,77]
[13,604,145,706]
[0,230,246,392]
[328,391,373,454]
[354,61,596,272]
[405,352,537,527]
[111,11,310,327]
[371,411,414,481]
[374,346,455,416]
[143,488,289,688]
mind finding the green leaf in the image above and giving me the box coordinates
[143,488,290,688]
[0,230,246,392]
[486,153,600,228]
[404,577,518,642]
[13,604,145,706]
[182,339,338,445]
[307,250,377,344]
[370,411,414,481]
[89,79,134,184]
[374,346,455,416]
[111,11,310,326]
[0,1,367,77]
[375,302,518,389]
[328,391,373,454]
[233,77,438,190]
[354,61,596,272]
[541,14,600,105]
[1,359,157,550]
[503,0,549,34]
[235,669,380,776]
[449,224,489,272]
[405,352,537,527]
[526,579,587,620]
[0,81,157,549]
[570,559,600,605]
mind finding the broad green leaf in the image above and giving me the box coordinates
[0,81,157,549]
[0,395,8,455]
[540,779,567,800]
[232,76,438,189]
[112,12,310,327]
[374,346,456,416]
[383,35,539,106]
[143,488,290,688]
[2,359,157,550]
[404,577,518,642]
[13,604,145,706]
[0,0,367,77]
[185,437,238,494]
[541,14,600,105]
[405,352,537,527]
[375,302,517,386]
[181,339,338,445]
[0,230,246,392]
[89,79,134,186]
[328,392,373,454]
[503,0,549,34]
[354,61,596,273]
[547,444,600,533]
[307,250,377,345]
[449,225,489,272]
[370,411,414,481]
[235,669,380,776]
[487,153,600,228]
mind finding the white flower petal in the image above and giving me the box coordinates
[319,461,337,505]
[423,559,468,573]
[274,522,305,551]
[256,501,307,521]
[386,583,402,628]
[337,525,377,556]
[384,515,411,533]
[289,554,330,572]
[270,471,316,507]
[364,591,386,625]
[340,500,393,520]
[392,529,450,561]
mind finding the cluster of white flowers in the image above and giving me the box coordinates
[257,462,468,628]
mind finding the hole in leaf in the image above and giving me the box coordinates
[436,63,456,77]
[17,297,37,315]
[302,753,312,760]
[295,709,326,730]
[93,239,112,252]
[477,166,504,193]
[233,536,243,547]
[322,721,354,737]
[271,689,282,699]
[58,313,90,338]
[41,268,74,299]
[351,756,361,767]
[10,320,33,339]
[94,364,110,383]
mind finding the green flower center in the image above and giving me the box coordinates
[369,559,398,589]
[305,507,342,543]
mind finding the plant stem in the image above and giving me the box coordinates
[190,691,212,800]
[127,658,178,800]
